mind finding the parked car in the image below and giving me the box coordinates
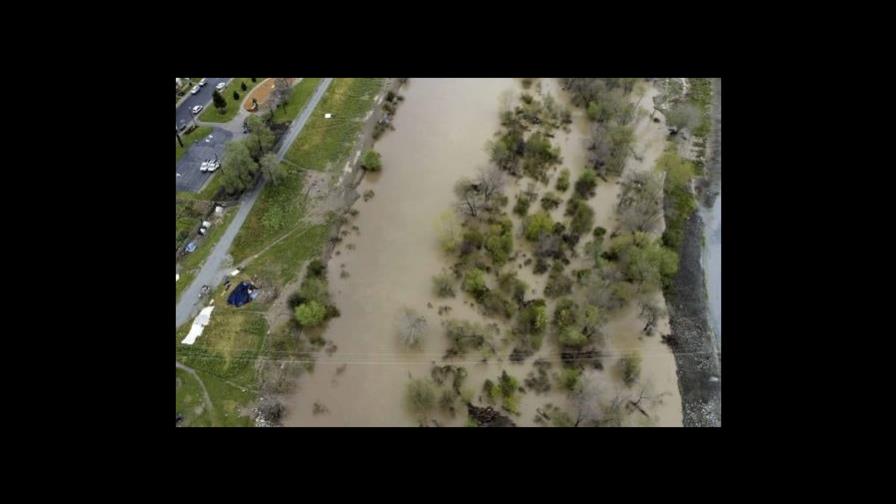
[191,105,203,115]
[215,82,226,91]
[190,86,200,95]
[200,160,210,172]
[178,121,188,132]
[206,160,220,172]
[199,78,208,87]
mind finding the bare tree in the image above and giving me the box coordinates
[398,308,428,349]
[617,170,665,233]
[475,165,507,205]
[638,299,666,336]
[270,78,292,109]
[454,178,484,218]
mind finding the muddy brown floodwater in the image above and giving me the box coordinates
[282,78,682,426]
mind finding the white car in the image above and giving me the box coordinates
[190,85,200,95]
[199,160,210,172]
[206,160,220,172]
[199,78,208,87]
[191,105,203,115]
[215,82,226,91]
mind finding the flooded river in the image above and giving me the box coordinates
[282,78,682,426]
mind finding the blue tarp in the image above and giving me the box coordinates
[227,281,256,307]
[185,241,197,253]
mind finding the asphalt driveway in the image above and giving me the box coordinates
[176,128,233,193]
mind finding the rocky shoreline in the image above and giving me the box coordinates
[665,78,721,427]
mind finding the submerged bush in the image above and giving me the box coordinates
[405,378,437,419]
[556,169,571,192]
[620,352,642,386]
[433,273,456,298]
[398,308,428,349]
[574,168,598,198]
[513,194,532,216]
[541,191,562,211]
[481,290,516,319]
[544,263,573,298]
[361,150,382,171]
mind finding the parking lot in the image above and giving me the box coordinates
[176,128,233,193]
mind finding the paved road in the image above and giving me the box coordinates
[176,78,230,129]
[176,128,233,193]
[176,78,334,329]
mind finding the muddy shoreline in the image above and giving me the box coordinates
[665,78,721,427]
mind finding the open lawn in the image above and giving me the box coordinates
[284,78,384,170]
[176,304,267,388]
[198,78,257,123]
[176,126,213,161]
[270,78,321,125]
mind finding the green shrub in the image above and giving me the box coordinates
[463,268,488,298]
[484,220,513,266]
[361,150,382,171]
[553,298,579,329]
[523,211,554,241]
[307,259,326,277]
[557,367,583,391]
[568,197,595,235]
[558,327,587,348]
[517,300,547,336]
[233,91,240,101]
[295,301,327,327]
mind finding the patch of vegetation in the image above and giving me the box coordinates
[657,149,697,251]
[361,150,382,171]
[444,319,497,358]
[523,211,554,241]
[620,352,642,386]
[556,168,570,192]
[540,191,562,211]
[405,378,437,420]
[544,262,573,298]
[432,272,456,298]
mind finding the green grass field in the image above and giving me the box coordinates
[198,78,257,123]
[284,78,384,170]
[271,78,322,125]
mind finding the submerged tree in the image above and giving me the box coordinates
[398,308,428,349]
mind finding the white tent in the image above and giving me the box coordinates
[182,306,214,345]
